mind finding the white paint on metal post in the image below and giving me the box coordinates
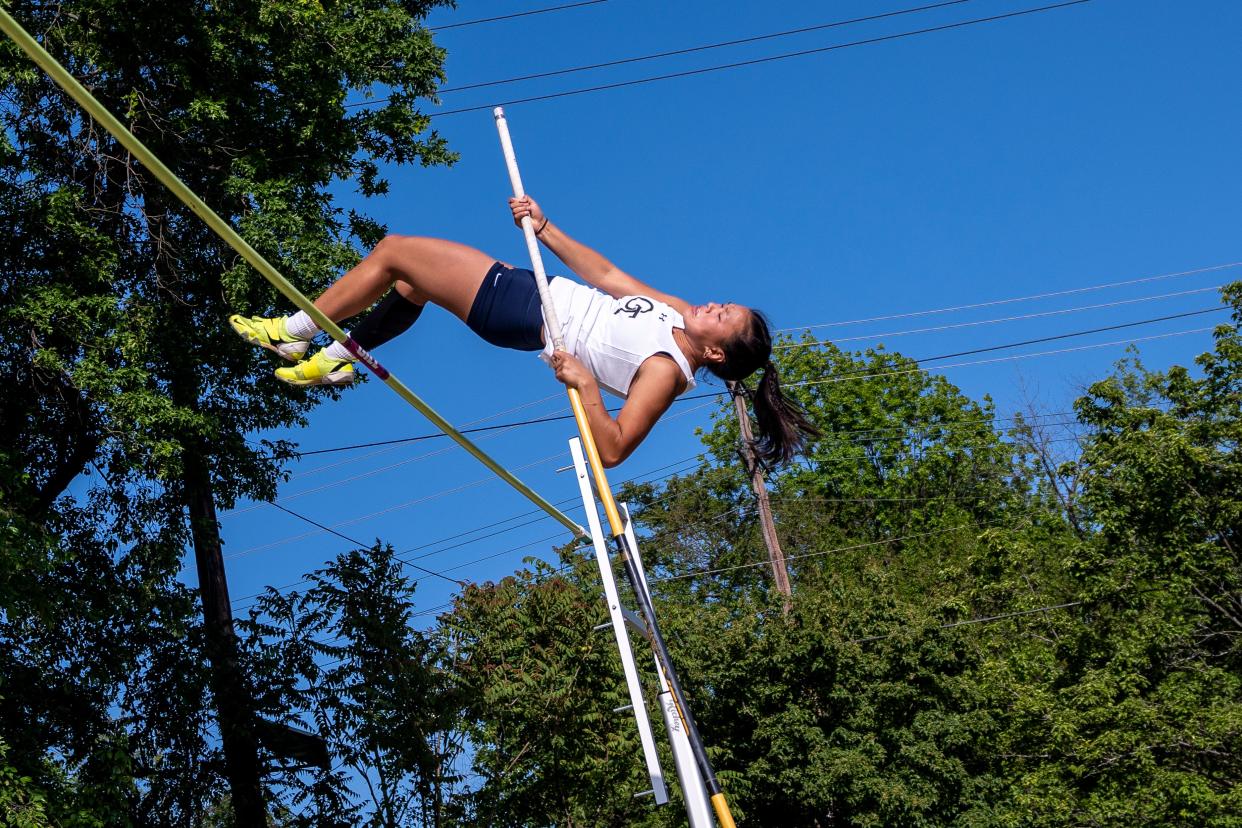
[620,504,716,828]
[570,439,668,805]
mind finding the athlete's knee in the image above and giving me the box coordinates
[373,233,416,255]
[371,234,429,271]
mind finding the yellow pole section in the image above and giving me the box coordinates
[0,7,583,539]
[567,388,738,828]
[494,108,736,828]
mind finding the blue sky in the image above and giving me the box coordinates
[205,0,1242,625]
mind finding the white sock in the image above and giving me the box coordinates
[284,311,320,340]
[321,340,354,361]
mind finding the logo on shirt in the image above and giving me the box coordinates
[615,296,654,319]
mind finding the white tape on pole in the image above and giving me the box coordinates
[493,107,565,350]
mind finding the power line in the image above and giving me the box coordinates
[427,0,1092,118]
[285,392,564,479]
[813,306,1227,376]
[234,424,1054,611]
[808,434,1083,469]
[253,305,1229,460]
[288,495,1073,659]
[278,498,766,646]
[230,452,710,608]
[228,315,1202,575]
[786,261,1241,331]
[236,403,1069,566]
[235,419,1087,610]
[848,600,1084,643]
[226,399,718,538]
[428,0,607,32]
[225,419,527,517]
[793,325,1220,388]
[432,0,974,95]
[266,502,467,587]
[652,521,1003,582]
[272,261,1238,459]
[229,294,1232,596]
[776,284,1229,348]
[226,449,570,560]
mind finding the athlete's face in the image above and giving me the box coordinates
[685,302,751,357]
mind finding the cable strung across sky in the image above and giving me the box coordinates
[429,0,608,32]
[429,0,1093,117]
[286,299,1232,457]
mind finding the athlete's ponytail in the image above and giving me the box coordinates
[708,310,819,467]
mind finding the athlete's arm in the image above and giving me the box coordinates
[548,351,684,468]
[509,196,690,315]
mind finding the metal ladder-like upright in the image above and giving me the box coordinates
[568,437,714,827]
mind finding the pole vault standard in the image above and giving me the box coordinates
[0,7,584,541]
[494,108,738,828]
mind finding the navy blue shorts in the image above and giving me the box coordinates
[466,262,546,351]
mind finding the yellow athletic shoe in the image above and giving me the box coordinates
[229,314,310,362]
[274,350,355,387]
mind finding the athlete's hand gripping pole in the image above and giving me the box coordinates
[493,107,737,828]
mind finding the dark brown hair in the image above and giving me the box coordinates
[707,309,819,467]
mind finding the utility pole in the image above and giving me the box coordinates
[184,442,267,824]
[729,384,792,602]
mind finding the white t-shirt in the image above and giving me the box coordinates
[539,277,697,400]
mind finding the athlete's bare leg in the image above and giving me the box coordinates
[313,236,497,323]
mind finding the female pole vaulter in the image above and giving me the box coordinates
[230,196,816,467]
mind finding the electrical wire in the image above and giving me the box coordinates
[429,0,608,32]
[230,452,710,608]
[240,416,1080,569]
[231,421,1081,611]
[267,502,467,587]
[225,322,1161,593]
[229,281,1235,603]
[224,419,528,518]
[283,490,1124,669]
[226,449,570,560]
[430,0,975,95]
[775,284,1229,348]
[652,520,1003,582]
[804,306,1228,377]
[427,1,1092,118]
[791,325,1220,388]
[252,303,1230,459]
[234,411,1069,595]
[847,600,1084,643]
[287,392,565,479]
[785,261,1241,331]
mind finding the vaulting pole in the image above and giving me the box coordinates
[0,7,584,540]
[494,107,737,828]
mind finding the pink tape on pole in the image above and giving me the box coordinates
[341,337,389,380]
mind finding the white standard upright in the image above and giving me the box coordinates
[569,438,715,826]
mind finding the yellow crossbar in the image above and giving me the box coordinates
[0,7,584,540]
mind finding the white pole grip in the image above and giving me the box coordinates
[493,107,566,351]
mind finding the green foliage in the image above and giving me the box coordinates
[240,543,463,826]
[436,297,1241,826]
[971,283,1242,826]
[1,0,453,821]
[442,548,663,826]
[0,737,50,828]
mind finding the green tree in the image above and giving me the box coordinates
[1,0,453,822]
[442,341,1044,826]
[442,548,671,827]
[241,543,464,826]
[0,736,50,828]
[973,284,1242,826]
